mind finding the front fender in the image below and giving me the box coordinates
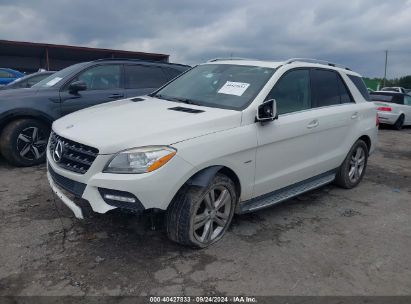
[186,165,223,187]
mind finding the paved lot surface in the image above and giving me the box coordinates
[0,128,410,296]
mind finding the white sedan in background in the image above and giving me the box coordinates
[370,91,411,130]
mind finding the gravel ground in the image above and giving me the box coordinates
[0,128,410,296]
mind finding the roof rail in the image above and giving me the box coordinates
[93,58,190,67]
[207,57,260,62]
[285,58,351,71]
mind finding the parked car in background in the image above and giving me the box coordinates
[0,68,25,85]
[370,91,411,130]
[0,59,190,166]
[0,71,55,90]
[380,87,409,94]
[47,58,377,248]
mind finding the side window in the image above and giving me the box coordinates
[266,69,311,115]
[0,70,12,78]
[404,96,411,106]
[124,65,167,89]
[70,65,121,90]
[27,74,47,87]
[162,67,184,80]
[348,75,371,101]
[336,75,353,103]
[311,69,341,107]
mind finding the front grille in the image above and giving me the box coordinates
[49,131,99,174]
[48,163,87,197]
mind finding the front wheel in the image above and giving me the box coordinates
[166,173,237,248]
[334,140,368,189]
[0,119,50,166]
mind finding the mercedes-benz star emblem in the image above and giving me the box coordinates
[53,140,64,163]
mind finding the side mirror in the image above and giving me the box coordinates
[256,99,278,123]
[68,81,87,94]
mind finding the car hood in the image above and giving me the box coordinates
[52,97,242,154]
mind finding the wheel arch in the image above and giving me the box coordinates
[358,134,371,154]
[0,109,54,132]
[184,165,242,199]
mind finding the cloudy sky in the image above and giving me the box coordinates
[1,0,411,78]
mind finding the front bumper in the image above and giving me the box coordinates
[46,148,196,218]
[377,111,399,125]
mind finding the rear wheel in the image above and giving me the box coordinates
[335,140,368,189]
[166,173,237,248]
[0,119,50,166]
[394,114,404,130]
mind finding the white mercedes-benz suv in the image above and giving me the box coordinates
[47,58,378,248]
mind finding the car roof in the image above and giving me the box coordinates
[202,58,362,77]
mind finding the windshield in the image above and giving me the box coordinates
[33,63,88,88]
[153,64,275,110]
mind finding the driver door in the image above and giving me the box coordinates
[253,69,321,197]
[59,64,125,116]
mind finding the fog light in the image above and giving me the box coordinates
[103,194,136,203]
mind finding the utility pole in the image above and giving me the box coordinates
[383,50,388,87]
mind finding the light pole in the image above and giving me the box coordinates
[383,50,388,87]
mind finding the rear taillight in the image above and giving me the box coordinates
[377,106,392,111]
[376,113,379,126]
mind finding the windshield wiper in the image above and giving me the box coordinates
[153,94,200,105]
[172,97,199,105]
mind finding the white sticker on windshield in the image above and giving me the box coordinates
[217,81,250,96]
[45,77,63,86]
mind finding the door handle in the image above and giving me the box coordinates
[351,112,359,119]
[307,119,319,129]
[108,93,124,99]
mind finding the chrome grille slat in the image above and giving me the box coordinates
[49,131,98,174]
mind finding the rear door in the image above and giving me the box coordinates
[59,64,125,116]
[308,68,359,173]
[123,64,169,98]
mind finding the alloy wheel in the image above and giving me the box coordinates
[16,127,48,161]
[192,186,232,244]
[348,146,366,183]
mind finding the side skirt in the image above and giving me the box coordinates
[238,170,337,214]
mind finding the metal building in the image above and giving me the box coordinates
[0,39,170,73]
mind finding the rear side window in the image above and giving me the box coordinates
[404,95,411,106]
[348,75,371,101]
[125,65,168,89]
[311,69,346,107]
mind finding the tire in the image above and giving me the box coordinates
[0,119,50,166]
[334,140,368,189]
[394,114,404,130]
[166,173,237,248]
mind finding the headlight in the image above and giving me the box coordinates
[104,146,176,174]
